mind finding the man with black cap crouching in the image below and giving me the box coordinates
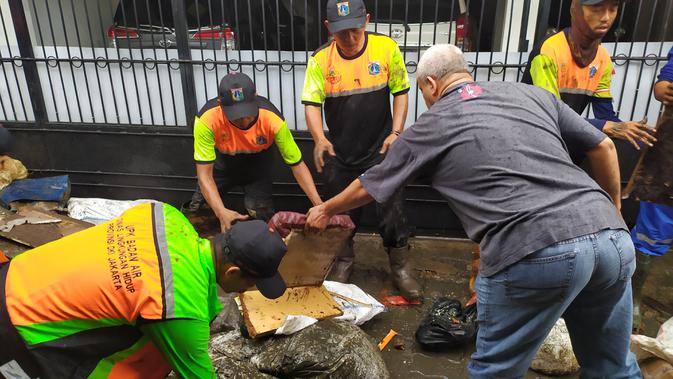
[0,202,287,378]
[185,72,322,232]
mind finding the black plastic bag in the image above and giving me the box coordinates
[415,298,478,351]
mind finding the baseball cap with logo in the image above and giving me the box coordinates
[326,0,367,34]
[219,220,288,299]
[218,72,259,121]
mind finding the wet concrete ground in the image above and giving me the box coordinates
[3,215,672,378]
[348,233,673,379]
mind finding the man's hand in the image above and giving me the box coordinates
[380,133,399,154]
[313,138,336,173]
[218,209,250,232]
[306,203,331,232]
[603,118,656,150]
[655,81,673,105]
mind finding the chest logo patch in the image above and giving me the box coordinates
[231,88,245,102]
[256,136,268,145]
[337,2,350,17]
[459,84,483,100]
[589,65,598,79]
[368,61,381,75]
[327,68,342,84]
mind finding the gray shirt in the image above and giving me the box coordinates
[360,81,627,276]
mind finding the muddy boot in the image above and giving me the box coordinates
[182,191,205,215]
[388,245,422,300]
[632,250,654,332]
[327,241,355,283]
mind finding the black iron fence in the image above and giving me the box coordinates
[1,0,672,130]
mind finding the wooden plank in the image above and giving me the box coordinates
[278,228,352,288]
[240,286,343,338]
[624,106,673,206]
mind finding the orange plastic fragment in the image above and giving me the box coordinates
[378,329,398,351]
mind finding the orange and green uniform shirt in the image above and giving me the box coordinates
[193,96,302,179]
[301,32,410,168]
[522,29,621,132]
[3,203,221,378]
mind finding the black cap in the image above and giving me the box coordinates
[579,0,616,4]
[0,126,13,155]
[218,72,259,121]
[326,0,367,34]
[224,220,287,299]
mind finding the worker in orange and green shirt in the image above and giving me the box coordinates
[301,0,420,300]
[185,72,322,232]
[0,203,288,378]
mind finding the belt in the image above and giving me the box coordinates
[0,262,42,379]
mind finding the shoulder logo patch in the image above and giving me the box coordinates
[256,135,268,145]
[327,68,342,84]
[459,84,483,100]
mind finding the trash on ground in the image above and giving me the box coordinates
[240,212,354,337]
[530,318,580,375]
[380,294,422,306]
[633,317,673,364]
[415,298,478,351]
[274,315,319,335]
[324,280,386,326]
[67,197,157,224]
[205,319,390,379]
[640,357,673,379]
[378,329,398,351]
[0,206,92,247]
[0,156,27,190]
[0,175,70,209]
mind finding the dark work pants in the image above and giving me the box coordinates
[189,168,275,222]
[322,157,409,248]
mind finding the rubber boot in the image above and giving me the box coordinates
[632,250,654,333]
[387,245,422,300]
[327,240,355,283]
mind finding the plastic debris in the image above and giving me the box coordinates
[530,318,579,375]
[378,329,398,351]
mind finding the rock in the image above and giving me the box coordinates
[530,318,580,376]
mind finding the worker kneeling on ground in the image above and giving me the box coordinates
[307,44,640,378]
[185,72,322,232]
[0,202,287,378]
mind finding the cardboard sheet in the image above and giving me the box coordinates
[240,286,343,338]
[0,207,93,247]
[277,228,352,287]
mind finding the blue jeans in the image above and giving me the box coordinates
[469,229,641,379]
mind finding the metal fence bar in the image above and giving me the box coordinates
[0,0,670,129]
[156,0,179,125]
[172,0,198,124]
[106,0,133,124]
[82,0,109,124]
[145,0,167,126]
[1,5,31,121]
[68,0,96,123]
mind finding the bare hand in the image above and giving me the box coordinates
[219,209,250,232]
[658,82,673,106]
[603,118,656,150]
[379,133,398,154]
[305,203,330,232]
[313,138,336,173]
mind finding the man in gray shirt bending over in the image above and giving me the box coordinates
[306,44,640,378]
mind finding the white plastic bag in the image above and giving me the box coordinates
[67,198,156,224]
[274,315,319,335]
[632,317,673,363]
[323,281,386,326]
